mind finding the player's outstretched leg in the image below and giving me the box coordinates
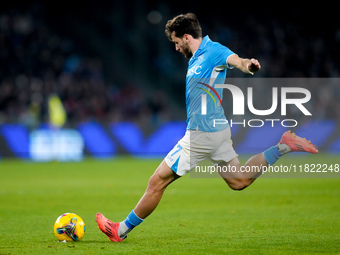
[96,160,178,242]
[219,130,318,190]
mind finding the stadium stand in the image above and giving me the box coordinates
[0,3,339,158]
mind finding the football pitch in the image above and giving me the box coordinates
[1,155,339,254]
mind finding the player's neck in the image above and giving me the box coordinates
[190,37,203,57]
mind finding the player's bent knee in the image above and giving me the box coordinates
[229,184,247,191]
[228,179,250,191]
[146,168,176,194]
[146,174,163,193]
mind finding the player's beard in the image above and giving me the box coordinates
[181,42,192,59]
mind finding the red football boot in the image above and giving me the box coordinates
[96,213,125,242]
[279,130,318,154]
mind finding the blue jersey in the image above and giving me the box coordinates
[186,35,235,132]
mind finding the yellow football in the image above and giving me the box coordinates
[54,213,85,242]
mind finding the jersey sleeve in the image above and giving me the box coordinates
[214,44,236,69]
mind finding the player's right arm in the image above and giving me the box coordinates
[227,54,261,75]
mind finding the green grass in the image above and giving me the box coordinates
[0,154,340,254]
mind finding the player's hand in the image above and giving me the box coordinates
[248,58,261,73]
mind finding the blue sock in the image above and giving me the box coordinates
[263,146,282,165]
[124,210,144,230]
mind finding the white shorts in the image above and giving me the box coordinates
[164,127,238,176]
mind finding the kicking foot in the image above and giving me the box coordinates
[96,213,125,242]
[279,130,318,154]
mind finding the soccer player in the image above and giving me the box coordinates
[96,13,318,242]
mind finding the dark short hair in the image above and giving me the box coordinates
[165,13,202,41]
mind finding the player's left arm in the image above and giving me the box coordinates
[227,54,261,75]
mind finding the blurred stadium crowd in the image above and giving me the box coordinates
[0,8,170,130]
[0,2,339,130]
